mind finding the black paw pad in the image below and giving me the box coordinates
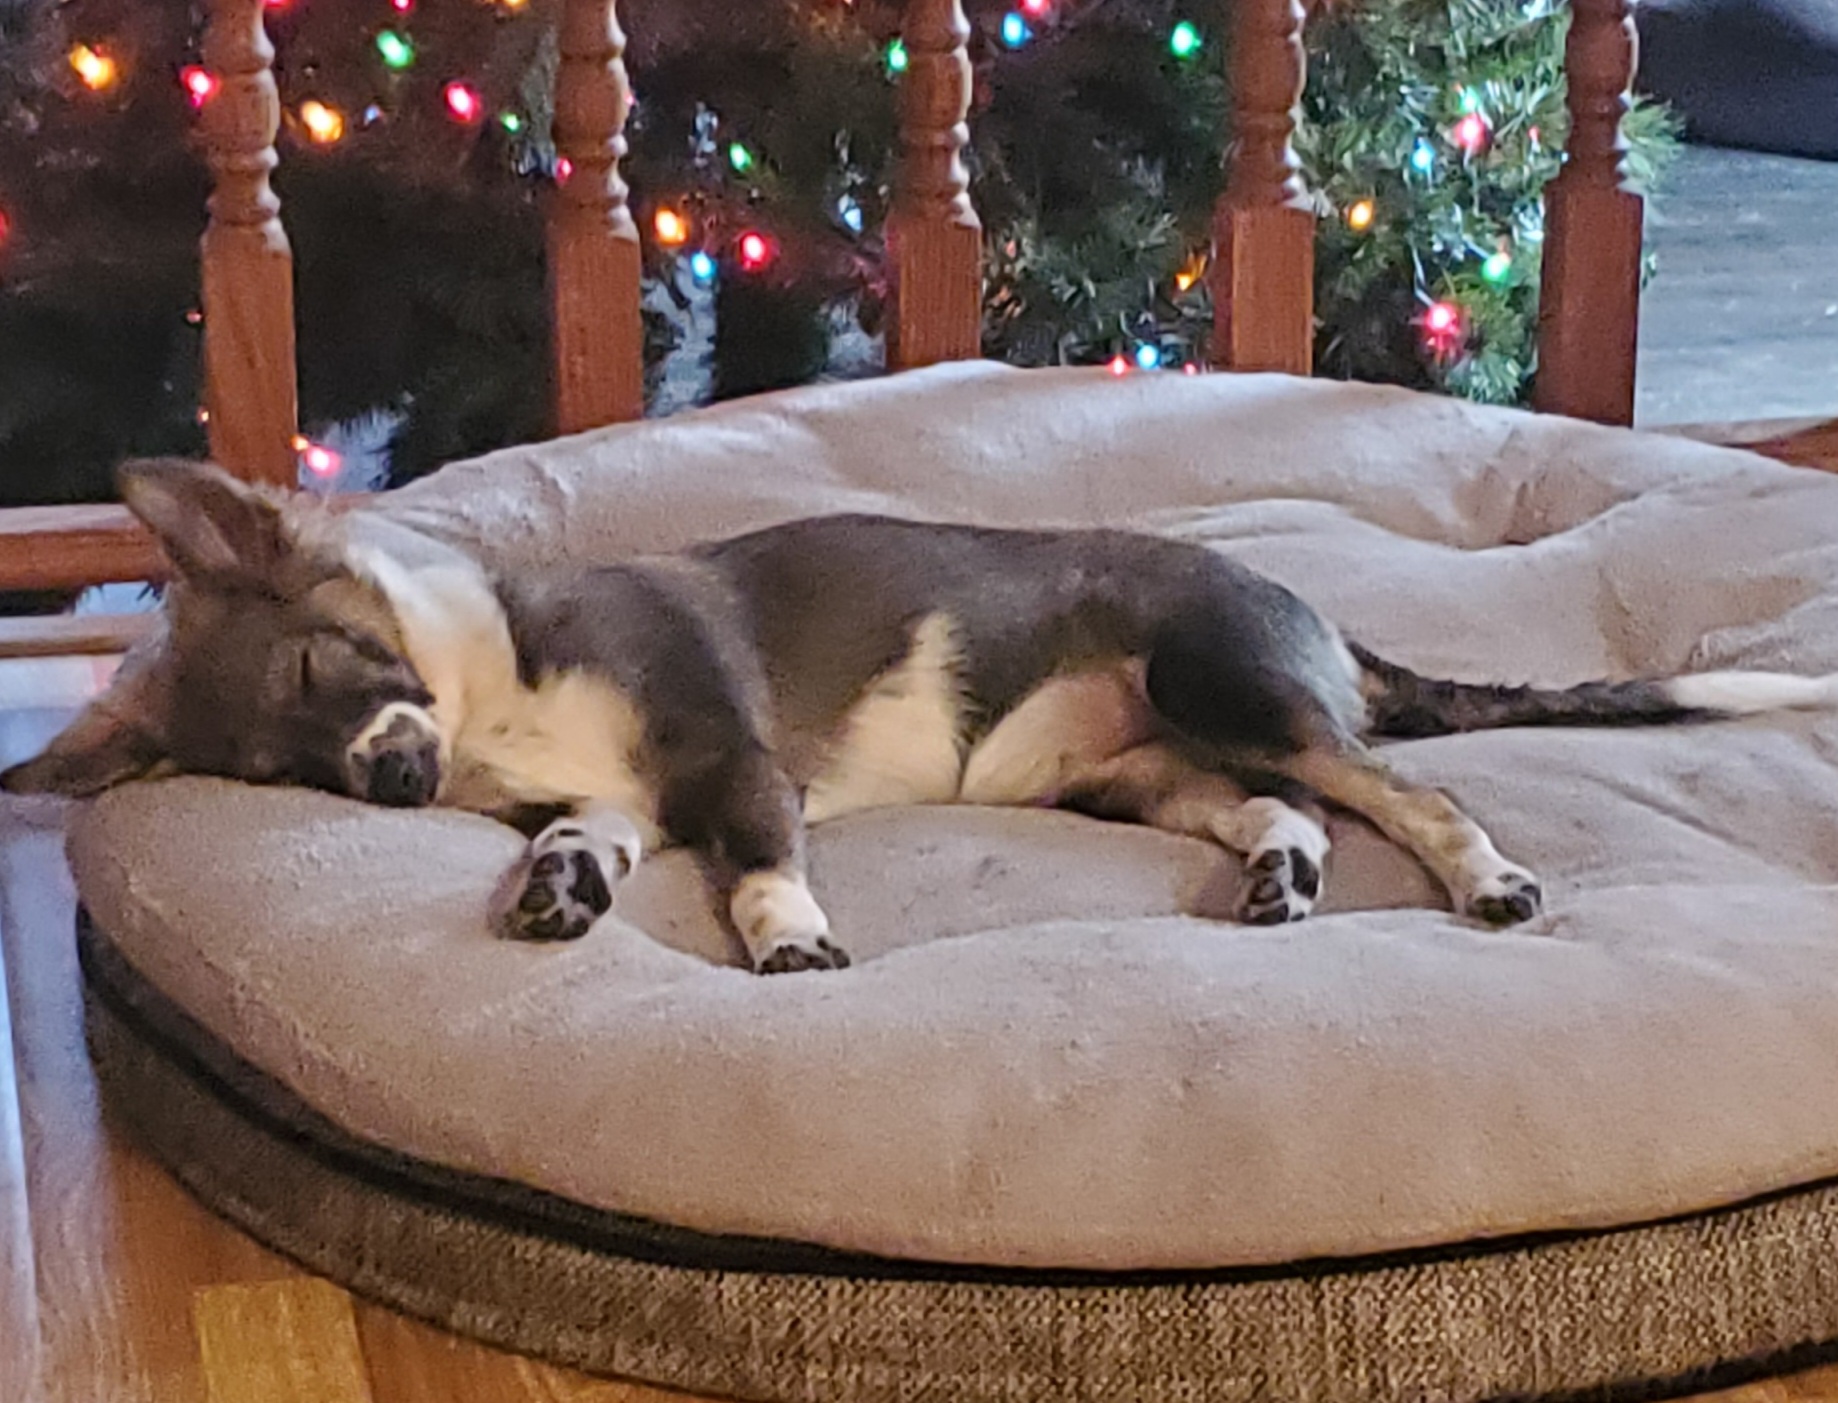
[756,937,851,975]
[1239,846,1323,926]
[1468,875,1543,927]
[507,846,614,942]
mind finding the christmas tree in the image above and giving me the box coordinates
[0,0,1678,505]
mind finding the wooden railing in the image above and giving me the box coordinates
[0,0,1832,655]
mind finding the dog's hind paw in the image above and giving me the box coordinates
[755,934,852,975]
[1463,866,1543,927]
[493,824,631,942]
[1237,843,1323,925]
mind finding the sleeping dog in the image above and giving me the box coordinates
[8,459,1837,972]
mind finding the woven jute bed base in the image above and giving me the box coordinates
[78,911,1838,1403]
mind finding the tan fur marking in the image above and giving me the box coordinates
[1285,745,1528,913]
[959,662,1155,807]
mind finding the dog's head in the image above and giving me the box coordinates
[1,460,445,807]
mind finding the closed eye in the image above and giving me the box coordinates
[297,643,314,694]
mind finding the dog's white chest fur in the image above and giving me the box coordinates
[348,538,659,841]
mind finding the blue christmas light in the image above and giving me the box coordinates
[1001,12,1032,48]
[1134,343,1162,371]
[689,250,717,286]
[838,195,865,233]
[1410,140,1436,174]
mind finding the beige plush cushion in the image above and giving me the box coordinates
[66,364,1838,1272]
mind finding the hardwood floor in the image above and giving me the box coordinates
[0,655,1834,1403]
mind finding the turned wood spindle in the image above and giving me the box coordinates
[1534,0,1643,426]
[199,0,298,487]
[1209,0,1313,376]
[887,0,982,370]
[550,0,645,432]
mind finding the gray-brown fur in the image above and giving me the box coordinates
[1349,642,1713,738]
[694,515,1364,756]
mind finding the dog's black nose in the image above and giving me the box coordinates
[366,743,439,808]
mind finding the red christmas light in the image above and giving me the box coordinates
[1021,0,1052,14]
[0,209,10,248]
[1107,354,1130,376]
[737,230,777,272]
[295,439,341,478]
[1420,300,1466,360]
[443,82,482,123]
[554,156,573,183]
[180,65,219,109]
[392,0,414,10]
[1453,113,1491,154]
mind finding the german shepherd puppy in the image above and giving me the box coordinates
[9,460,1836,972]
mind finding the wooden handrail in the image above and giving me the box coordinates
[1533,0,1642,425]
[0,506,163,592]
[887,0,982,369]
[1209,0,1313,375]
[550,0,645,433]
[198,0,299,486]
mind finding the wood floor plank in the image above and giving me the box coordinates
[194,1279,375,1403]
[1781,1362,1838,1400]
[355,1303,716,1403]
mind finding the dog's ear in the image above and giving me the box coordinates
[118,458,290,590]
[0,639,173,798]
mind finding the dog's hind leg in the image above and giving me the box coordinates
[1280,740,1543,927]
[1058,744,1331,925]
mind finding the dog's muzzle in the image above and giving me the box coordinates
[344,702,443,808]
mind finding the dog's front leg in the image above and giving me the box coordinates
[671,750,849,975]
[491,801,644,942]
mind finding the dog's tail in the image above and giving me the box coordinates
[1351,642,1838,740]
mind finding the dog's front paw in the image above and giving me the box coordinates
[1237,843,1323,925]
[1463,865,1543,927]
[731,869,848,974]
[755,933,852,975]
[493,825,630,942]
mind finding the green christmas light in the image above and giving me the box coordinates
[885,38,909,75]
[1169,21,1201,59]
[374,29,415,71]
[728,141,754,173]
[1481,250,1513,284]
[499,111,524,134]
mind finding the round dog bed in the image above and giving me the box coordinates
[66,364,1838,1401]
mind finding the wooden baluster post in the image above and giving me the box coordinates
[550,0,644,432]
[887,0,981,370]
[1209,0,1313,375]
[1534,0,1642,425]
[199,0,297,486]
